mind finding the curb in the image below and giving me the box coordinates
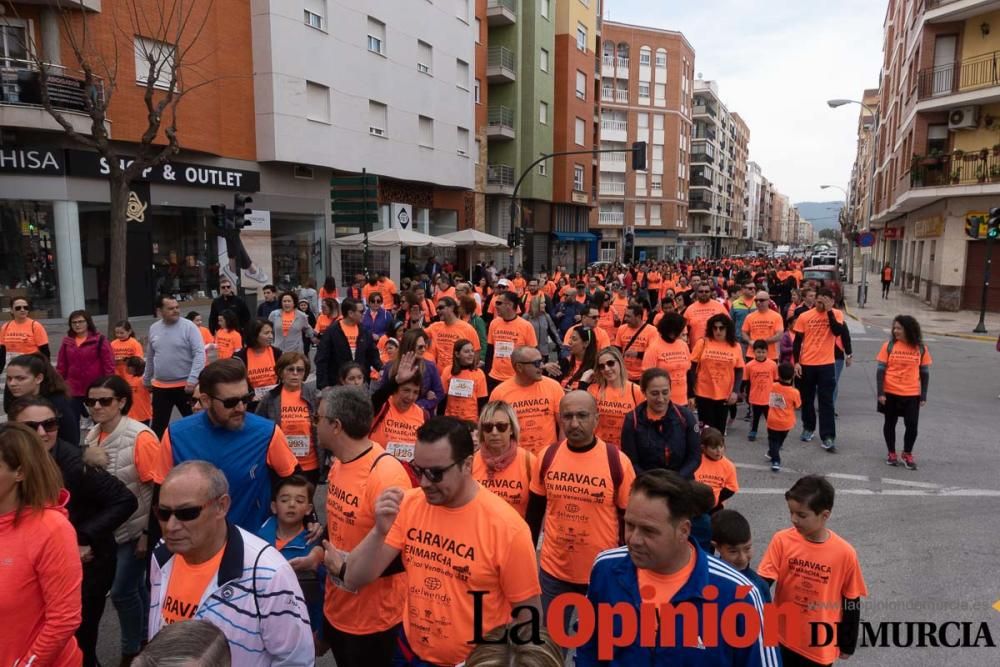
[936,332,996,342]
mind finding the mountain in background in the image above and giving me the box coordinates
[794,201,843,232]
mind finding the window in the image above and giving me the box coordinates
[304,0,325,30]
[457,127,470,156]
[474,78,481,104]
[417,40,432,74]
[652,145,663,160]
[650,204,661,225]
[0,20,29,68]
[653,114,664,130]
[368,100,387,136]
[419,116,434,147]
[538,156,547,176]
[639,48,651,66]
[475,18,482,44]
[573,165,585,191]
[540,48,549,73]
[575,118,586,146]
[367,17,385,55]
[576,24,587,51]
[539,101,548,124]
[134,37,177,90]
[541,0,550,19]
[655,49,667,68]
[637,113,649,129]
[456,59,470,89]
[636,173,647,194]
[651,175,662,193]
[575,70,587,99]
[306,81,330,123]
[638,83,650,98]
[654,83,665,104]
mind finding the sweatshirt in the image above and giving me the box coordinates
[143,317,206,387]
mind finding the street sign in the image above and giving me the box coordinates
[857,232,876,247]
[861,246,872,255]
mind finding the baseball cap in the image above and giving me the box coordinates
[497,278,511,287]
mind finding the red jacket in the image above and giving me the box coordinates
[57,331,115,397]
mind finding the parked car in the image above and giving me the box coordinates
[802,265,844,306]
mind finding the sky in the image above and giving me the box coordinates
[609,0,887,208]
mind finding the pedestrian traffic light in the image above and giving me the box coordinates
[233,193,253,229]
[631,141,647,171]
[210,204,227,231]
[988,207,1000,240]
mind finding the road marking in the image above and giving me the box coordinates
[735,463,994,495]
[738,487,1000,497]
[880,477,942,489]
[826,472,870,482]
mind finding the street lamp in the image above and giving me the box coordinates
[827,97,879,308]
[820,184,853,284]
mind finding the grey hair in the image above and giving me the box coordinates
[164,460,229,500]
[132,619,231,666]
[321,386,373,439]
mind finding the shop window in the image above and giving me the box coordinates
[0,201,59,318]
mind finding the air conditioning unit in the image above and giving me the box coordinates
[948,106,979,131]
[369,126,386,137]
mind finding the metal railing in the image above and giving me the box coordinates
[487,163,514,186]
[910,149,1000,187]
[487,106,514,130]
[691,151,714,163]
[487,46,515,72]
[600,119,627,132]
[599,181,625,195]
[689,197,712,211]
[0,59,105,111]
[691,175,713,187]
[599,211,625,225]
[917,49,1000,100]
[693,103,717,118]
[615,89,628,103]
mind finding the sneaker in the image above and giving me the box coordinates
[886,452,899,466]
[821,438,837,452]
[243,264,270,285]
[901,453,917,470]
[771,461,781,472]
[747,430,757,442]
[220,264,238,288]
[800,430,815,442]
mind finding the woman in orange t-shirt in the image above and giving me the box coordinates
[642,312,692,406]
[185,312,214,363]
[315,298,338,338]
[471,400,535,517]
[440,339,487,423]
[213,310,243,360]
[588,347,644,449]
[255,351,320,484]
[319,276,338,303]
[110,321,144,378]
[234,320,282,410]
[689,313,745,435]
[370,351,428,483]
[1,297,51,366]
[876,315,932,470]
[558,327,597,391]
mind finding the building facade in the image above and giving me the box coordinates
[597,21,695,262]
[744,161,763,247]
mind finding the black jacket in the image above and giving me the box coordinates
[50,438,137,557]
[209,294,251,334]
[620,401,701,479]
[315,320,380,389]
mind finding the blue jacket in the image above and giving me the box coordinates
[256,516,326,633]
[577,540,780,667]
[362,307,395,340]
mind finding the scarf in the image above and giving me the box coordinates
[481,442,518,475]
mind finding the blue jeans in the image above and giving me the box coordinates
[111,539,149,655]
[832,357,845,407]
[799,363,837,441]
[540,568,589,641]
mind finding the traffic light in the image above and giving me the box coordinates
[988,207,1000,240]
[210,204,227,231]
[233,192,253,229]
[631,141,647,171]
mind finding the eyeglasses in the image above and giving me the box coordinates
[370,298,383,304]
[83,396,117,408]
[21,418,60,433]
[12,305,29,311]
[187,396,201,407]
[154,498,219,523]
[208,393,255,409]
[71,320,87,326]
[284,366,307,375]
[755,298,769,303]
[480,422,510,434]
[516,359,544,368]
[560,411,593,422]
[598,360,618,369]
[410,460,463,483]
[221,284,233,290]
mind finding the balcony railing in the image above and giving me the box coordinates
[689,197,712,211]
[0,60,105,112]
[910,148,1000,188]
[693,127,716,141]
[917,49,1000,100]
[691,175,713,187]
[599,181,625,196]
[691,151,714,164]
[601,119,627,132]
[693,103,717,118]
[486,163,515,190]
[487,46,516,83]
[601,88,628,103]
[599,211,625,225]
[486,106,515,139]
[486,0,516,25]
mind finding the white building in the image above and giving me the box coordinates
[744,160,762,244]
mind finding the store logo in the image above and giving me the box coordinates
[126,190,147,223]
[397,208,410,229]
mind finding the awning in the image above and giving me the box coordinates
[551,231,598,242]
[635,231,677,238]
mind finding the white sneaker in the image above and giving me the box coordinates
[243,265,269,285]
[220,264,238,288]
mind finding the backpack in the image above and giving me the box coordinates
[538,439,624,500]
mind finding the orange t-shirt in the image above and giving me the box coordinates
[432,286,457,306]
[245,347,279,394]
[339,321,359,354]
[440,368,488,423]
[489,377,563,456]
[126,375,153,423]
[280,388,316,470]
[530,440,636,584]
[793,308,845,366]
[151,422,299,484]
[596,309,618,340]
[0,318,49,354]
[315,313,333,336]
[694,455,739,506]
[370,401,426,463]
[324,443,410,634]
[741,309,784,360]
[111,338,144,376]
[767,382,801,431]
[384,486,542,666]
[361,283,379,304]
[280,311,295,336]
[319,286,338,302]
[472,447,535,517]
[511,278,526,296]
[615,322,657,381]
[486,316,538,381]
[690,339,745,401]
[161,545,226,626]
[642,337,691,405]
[426,320,481,369]
[587,382,644,448]
[684,299,729,341]
[637,544,697,608]
[214,329,242,360]
[876,341,932,397]
[745,358,779,406]
[99,428,159,483]
[757,528,868,665]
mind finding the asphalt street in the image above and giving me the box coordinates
[95,317,1000,666]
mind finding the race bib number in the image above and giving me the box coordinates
[287,435,311,458]
[448,378,475,398]
[254,384,278,400]
[386,441,414,462]
[495,341,515,358]
[768,392,787,410]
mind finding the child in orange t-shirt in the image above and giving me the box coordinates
[767,362,802,472]
[758,475,868,666]
[124,356,153,424]
[744,339,779,442]
[694,427,739,512]
[110,321,144,378]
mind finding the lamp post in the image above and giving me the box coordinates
[828,98,879,308]
[820,184,852,284]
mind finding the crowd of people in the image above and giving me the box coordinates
[2,254,944,666]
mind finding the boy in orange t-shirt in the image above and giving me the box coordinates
[758,475,868,666]
[767,363,802,472]
[744,339,779,441]
[693,427,738,511]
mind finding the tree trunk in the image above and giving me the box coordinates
[107,177,130,334]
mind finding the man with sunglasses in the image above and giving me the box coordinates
[149,461,313,665]
[325,417,542,667]
[741,291,784,361]
[683,282,730,344]
[316,298,381,390]
[489,346,564,456]
[207,278,251,336]
[152,359,301,532]
[562,305,611,353]
[144,295,207,438]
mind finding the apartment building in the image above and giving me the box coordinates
[596,21,695,262]
[744,161,763,245]
[757,175,774,249]
[769,192,790,245]
[862,0,1000,310]
[253,0,476,285]
[847,88,879,234]
[730,113,751,254]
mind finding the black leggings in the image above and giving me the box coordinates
[151,386,194,438]
[883,393,920,454]
[324,620,400,667]
[751,404,769,432]
[696,396,729,434]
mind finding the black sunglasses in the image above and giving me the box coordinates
[84,397,117,408]
[12,305,29,311]
[21,418,60,433]
[516,359,544,368]
[154,498,218,522]
[209,392,255,409]
[480,422,510,434]
[410,459,463,483]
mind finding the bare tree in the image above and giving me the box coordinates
[3,0,215,329]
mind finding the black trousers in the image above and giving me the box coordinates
[79,552,117,667]
[151,386,193,438]
[767,428,790,464]
[696,396,729,434]
[324,619,400,667]
[881,280,891,298]
[751,404,769,432]
[222,228,253,271]
[780,644,832,667]
[799,363,836,440]
[883,393,920,453]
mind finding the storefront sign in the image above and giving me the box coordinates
[65,150,261,191]
[391,203,412,229]
[0,69,90,113]
[247,210,271,231]
[883,226,904,240]
[915,216,944,238]
[0,147,65,175]
[126,182,151,223]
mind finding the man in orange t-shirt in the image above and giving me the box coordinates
[741,291,784,360]
[317,386,410,666]
[324,417,541,667]
[684,285,730,343]
[490,346,564,456]
[792,288,847,451]
[424,297,480,369]
[615,304,656,382]
[486,292,537,387]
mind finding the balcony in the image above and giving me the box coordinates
[691,175,713,188]
[599,211,625,225]
[486,106,515,141]
[0,62,107,135]
[599,181,625,196]
[486,163,515,195]
[924,0,1000,23]
[693,103,717,118]
[691,151,714,164]
[487,47,516,84]
[916,49,1000,107]
[908,148,1000,189]
[486,0,516,26]
[689,197,712,212]
[616,57,630,78]
[600,153,627,172]
[600,118,627,142]
[693,126,716,141]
